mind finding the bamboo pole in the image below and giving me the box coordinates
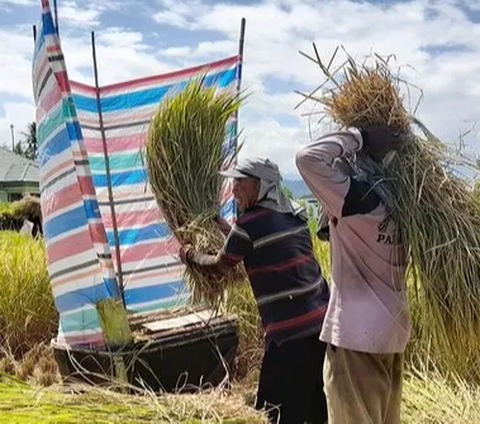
[91,31,126,306]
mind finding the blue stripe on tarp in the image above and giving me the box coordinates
[107,222,171,246]
[83,199,101,221]
[55,278,119,313]
[221,197,236,218]
[92,169,147,187]
[39,127,70,166]
[39,122,82,166]
[124,281,185,305]
[128,295,191,314]
[44,205,92,240]
[73,67,238,113]
[42,11,56,36]
[33,27,46,61]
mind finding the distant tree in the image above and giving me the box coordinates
[21,122,37,161]
[13,141,25,157]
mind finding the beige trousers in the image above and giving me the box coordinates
[324,344,403,424]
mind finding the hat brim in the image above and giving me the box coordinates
[219,168,250,178]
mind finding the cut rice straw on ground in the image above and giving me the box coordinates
[299,44,480,382]
[146,78,246,308]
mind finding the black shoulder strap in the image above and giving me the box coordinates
[342,179,381,217]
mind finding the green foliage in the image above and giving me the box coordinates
[0,232,57,354]
[21,122,38,161]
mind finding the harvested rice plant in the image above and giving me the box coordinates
[299,44,480,383]
[145,78,246,307]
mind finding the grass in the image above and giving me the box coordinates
[402,371,480,423]
[0,231,57,355]
[0,375,267,424]
[1,371,479,423]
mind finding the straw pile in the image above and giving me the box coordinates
[146,78,245,307]
[14,195,42,224]
[300,45,480,380]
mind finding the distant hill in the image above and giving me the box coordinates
[282,179,311,199]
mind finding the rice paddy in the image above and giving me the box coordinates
[0,231,57,356]
[1,220,480,422]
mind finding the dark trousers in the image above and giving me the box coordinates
[255,333,328,424]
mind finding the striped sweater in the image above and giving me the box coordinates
[224,206,330,346]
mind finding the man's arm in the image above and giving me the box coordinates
[181,248,236,276]
[295,128,363,218]
[180,223,252,275]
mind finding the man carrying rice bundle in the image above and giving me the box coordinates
[296,126,411,424]
[179,158,330,424]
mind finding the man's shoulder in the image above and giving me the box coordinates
[236,206,272,227]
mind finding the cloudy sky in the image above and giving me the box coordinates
[1,0,480,177]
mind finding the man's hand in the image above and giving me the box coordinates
[179,244,193,265]
[214,215,232,236]
[360,126,403,160]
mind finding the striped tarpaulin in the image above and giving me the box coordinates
[33,0,120,347]
[69,55,241,315]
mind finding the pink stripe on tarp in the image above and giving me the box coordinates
[102,210,162,229]
[118,239,180,264]
[54,70,71,93]
[70,80,97,95]
[99,56,239,95]
[42,178,97,219]
[47,44,61,53]
[84,134,144,153]
[70,56,238,96]
[47,229,97,263]
[78,176,97,196]
[42,183,81,219]
[88,223,109,244]
[34,55,49,89]
[40,85,62,114]
[42,159,73,187]
[61,333,106,348]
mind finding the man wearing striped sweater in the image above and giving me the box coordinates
[180,158,330,424]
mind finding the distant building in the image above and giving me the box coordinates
[0,148,39,202]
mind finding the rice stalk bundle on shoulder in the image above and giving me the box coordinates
[299,44,480,380]
[146,78,245,307]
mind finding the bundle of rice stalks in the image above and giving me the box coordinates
[146,78,245,307]
[299,44,480,381]
[13,195,42,224]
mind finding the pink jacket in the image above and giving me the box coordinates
[296,128,410,353]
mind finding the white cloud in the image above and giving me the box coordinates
[0,0,35,6]
[0,102,35,151]
[2,0,480,176]
[0,30,34,99]
[149,0,480,173]
[60,28,175,86]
